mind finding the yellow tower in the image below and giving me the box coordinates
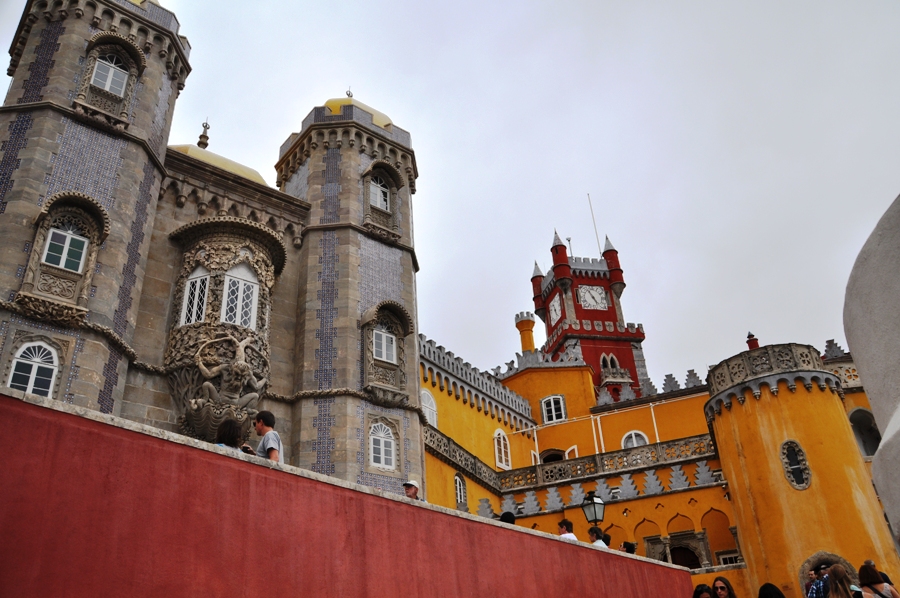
[705,340,900,596]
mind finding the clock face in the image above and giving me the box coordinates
[549,294,562,325]
[578,285,608,310]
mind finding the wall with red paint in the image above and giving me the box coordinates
[0,394,693,598]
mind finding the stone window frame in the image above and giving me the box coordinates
[494,428,511,470]
[21,192,110,308]
[361,300,413,391]
[454,473,468,510]
[420,389,437,428]
[8,341,59,398]
[367,416,400,473]
[74,32,147,131]
[541,395,567,424]
[3,334,69,400]
[622,430,650,449]
[179,266,210,326]
[219,262,260,330]
[91,54,129,96]
[42,225,89,274]
[780,439,811,490]
[361,160,405,237]
[373,328,397,364]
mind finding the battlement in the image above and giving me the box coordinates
[493,340,587,380]
[419,334,534,420]
[540,256,610,295]
[515,311,535,324]
[294,103,412,151]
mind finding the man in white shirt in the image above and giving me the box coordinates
[588,526,608,547]
[558,519,578,540]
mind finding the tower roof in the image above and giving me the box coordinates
[552,230,565,248]
[532,261,543,277]
[604,235,616,252]
[168,145,268,186]
[324,97,393,129]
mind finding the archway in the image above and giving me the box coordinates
[634,519,661,557]
[670,546,702,569]
[799,551,858,590]
[667,513,694,535]
[701,508,737,565]
[849,409,882,456]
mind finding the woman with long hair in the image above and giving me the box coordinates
[693,584,713,598]
[859,564,900,598]
[829,564,856,598]
[712,576,738,598]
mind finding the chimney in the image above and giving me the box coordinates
[746,332,759,350]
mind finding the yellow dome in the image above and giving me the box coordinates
[168,145,268,186]
[324,97,392,129]
[128,0,161,5]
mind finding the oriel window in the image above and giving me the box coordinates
[91,54,128,97]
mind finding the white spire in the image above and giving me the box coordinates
[532,261,543,277]
[552,229,565,248]
[603,235,616,252]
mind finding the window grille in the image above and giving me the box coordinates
[8,343,58,397]
[220,264,258,329]
[780,440,811,489]
[180,267,209,326]
[91,54,128,97]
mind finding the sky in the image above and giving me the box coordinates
[4,1,900,388]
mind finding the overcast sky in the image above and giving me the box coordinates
[4,1,900,388]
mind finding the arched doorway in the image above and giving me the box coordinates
[671,546,703,569]
[849,409,882,456]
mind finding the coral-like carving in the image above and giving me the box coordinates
[178,402,253,445]
[195,335,268,411]
[37,273,76,299]
[13,292,87,328]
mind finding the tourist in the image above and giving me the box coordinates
[809,564,831,598]
[499,511,516,524]
[620,541,636,554]
[243,410,283,463]
[713,576,738,598]
[587,526,607,547]
[692,583,713,598]
[864,561,894,587]
[402,480,423,501]
[829,564,857,598]
[758,582,786,598]
[806,571,818,595]
[215,419,243,452]
[557,519,577,540]
[859,563,899,598]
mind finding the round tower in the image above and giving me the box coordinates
[706,341,900,595]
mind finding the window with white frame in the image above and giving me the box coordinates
[373,328,396,364]
[565,445,579,459]
[541,395,566,423]
[369,175,390,211]
[494,429,511,470]
[220,263,259,329]
[42,224,88,273]
[91,54,128,97]
[8,343,58,397]
[180,266,209,326]
[369,422,395,470]
[454,473,467,509]
[421,389,437,428]
[622,430,649,449]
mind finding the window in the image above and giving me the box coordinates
[494,429,511,470]
[180,266,209,326]
[541,395,566,423]
[369,175,389,211]
[91,54,128,97]
[716,551,741,566]
[780,440,811,489]
[42,224,88,273]
[8,343,58,397]
[849,409,882,457]
[454,473,467,510]
[622,430,649,449]
[565,445,579,459]
[373,328,396,364]
[369,422,395,470]
[421,390,437,427]
[220,263,259,329]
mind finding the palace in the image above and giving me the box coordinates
[1,1,897,596]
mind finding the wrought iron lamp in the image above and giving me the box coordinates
[580,490,605,525]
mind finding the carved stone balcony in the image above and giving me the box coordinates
[600,367,633,386]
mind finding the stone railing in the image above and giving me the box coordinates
[707,343,825,396]
[498,434,716,492]
[423,426,499,491]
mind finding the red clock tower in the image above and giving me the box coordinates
[531,232,650,402]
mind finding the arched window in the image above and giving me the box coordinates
[601,356,609,369]
[849,409,882,457]
[369,422,395,470]
[610,355,619,369]
[180,266,209,326]
[622,430,649,449]
[541,395,566,423]
[369,175,390,211]
[373,325,396,364]
[220,263,259,329]
[42,221,88,273]
[421,389,437,428]
[91,54,128,96]
[780,440,811,490]
[494,429,511,470]
[8,343,58,397]
[541,449,565,463]
[454,473,467,510]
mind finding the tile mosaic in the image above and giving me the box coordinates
[18,21,64,104]
[46,119,126,209]
[315,231,338,390]
[0,113,34,206]
[311,397,335,475]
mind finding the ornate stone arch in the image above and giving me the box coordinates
[73,32,146,131]
[800,551,858,589]
[361,301,411,392]
[3,333,69,400]
[361,159,404,241]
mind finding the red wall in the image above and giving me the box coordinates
[0,395,693,597]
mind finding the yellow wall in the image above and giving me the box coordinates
[503,366,597,421]
[424,453,501,514]
[712,380,900,597]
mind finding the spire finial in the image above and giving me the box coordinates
[197,119,210,149]
[346,87,353,98]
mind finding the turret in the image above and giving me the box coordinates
[531,262,546,321]
[603,236,625,298]
[551,230,572,291]
[515,312,536,353]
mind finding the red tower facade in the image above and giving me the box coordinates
[532,233,649,402]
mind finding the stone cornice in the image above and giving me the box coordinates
[0,101,168,175]
[704,370,843,421]
[301,223,419,272]
[169,216,287,274]
[707,343,826,396]
[263,388,427,425]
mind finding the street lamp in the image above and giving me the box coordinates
[580,490,605,525]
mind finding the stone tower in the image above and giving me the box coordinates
[0,0,188,414]
[275,96,424,492]
[705,340,900,595]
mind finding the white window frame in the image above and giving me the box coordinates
[454,473,467,509]
[420,389,437,428]
[373,329,396,364]
[369,175,390,212]
[541,395,566,424]
[220,263,259,330]
[369,422,395,470]
[8,342,58,397]
[42,226,89,274]
[91,54,128,97]
[180,266,210,326]
[494,429,511,470]
[621,430,649,449]
[530,450,540,465]
[565,445,579,459]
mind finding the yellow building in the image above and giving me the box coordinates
[420,237,898,598]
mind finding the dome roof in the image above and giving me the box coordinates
[168,145,268,186]
[323,97,393,129]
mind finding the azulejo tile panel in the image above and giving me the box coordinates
[47,119,126,209]
[315,231,338,390]
[18,21,64,104]
[0,114,34,208]
[311,397,336,475]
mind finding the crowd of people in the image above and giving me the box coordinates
[691,560,897,598]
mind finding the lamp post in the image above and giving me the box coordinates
[580,490,605,525]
